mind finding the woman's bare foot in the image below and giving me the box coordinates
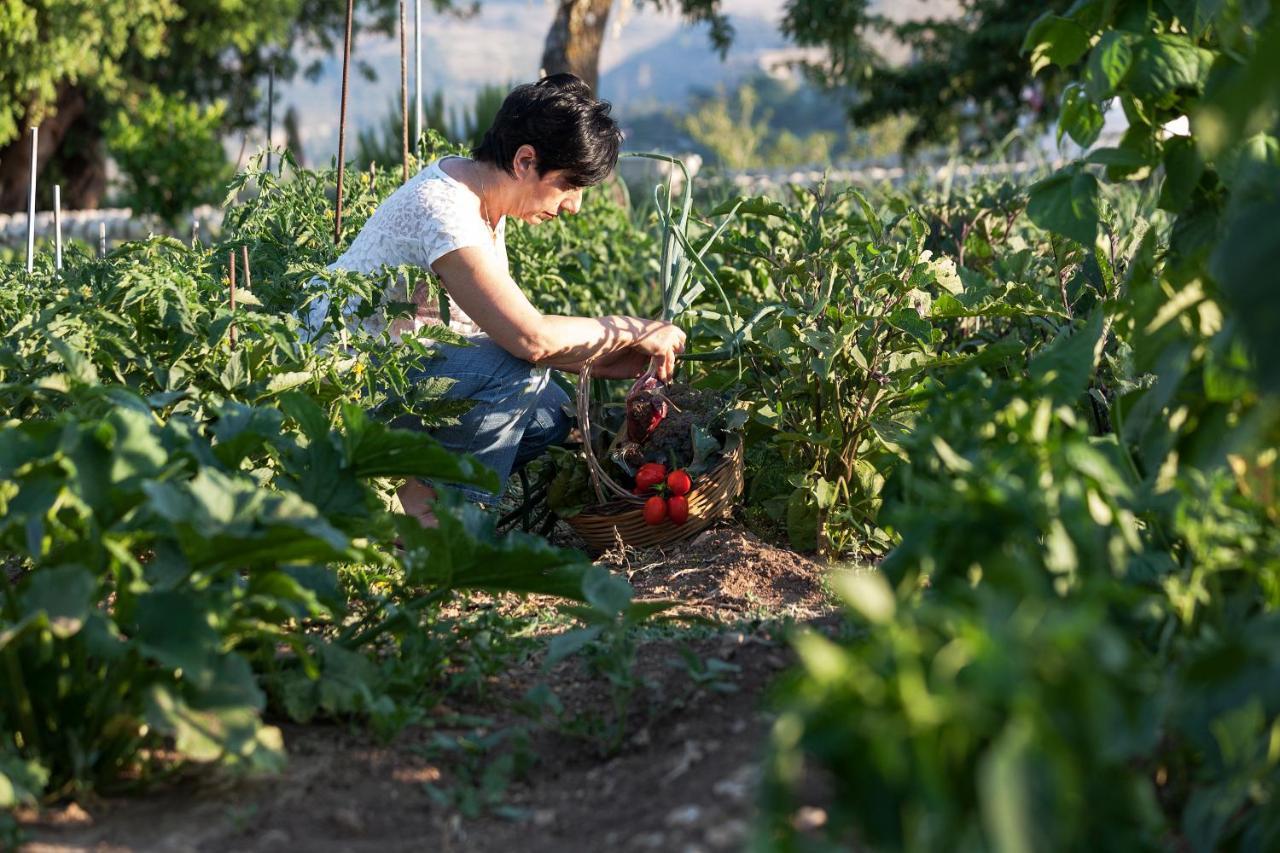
[396,479,439,529]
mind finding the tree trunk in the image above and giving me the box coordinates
[540,0,615,96]
[0,82,105,211]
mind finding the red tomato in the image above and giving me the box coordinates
[643,495,668,525]
[667,495,689,525]
[666,469,692,496]
[635,462,668,491]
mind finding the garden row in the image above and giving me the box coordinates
[2,1,1279,848]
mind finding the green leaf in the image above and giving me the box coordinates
[0,753,49,809]
[1126,34,1215,109]
[1159,136,1205,213]
[394,509,593,600]
[546,626,603,666]
[979,720,1038,853]
[1211,198,1280,392]
[1027,168,1099,245]
[340,403,499,489]
[1022,14,1090,75]
[1030,310,1105,404]
[135,591,222,688]
[262,370,314,397]
[885,308,933,344]
[22,565,97,639]
[1060,84,1104,147]
[786,487,818,552]
[1085,31,1134,100]
[582,567,634,616]
[219,350,249,391]
[145,663,283,772]
[278,391,331,443]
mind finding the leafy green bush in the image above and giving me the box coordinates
[0,138,630,806]
[105,89,232,225]
[760,1,1280,849]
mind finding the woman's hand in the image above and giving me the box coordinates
[631,320,686,381]
[590,346,651,379]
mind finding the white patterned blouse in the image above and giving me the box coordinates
[300,156,507,343]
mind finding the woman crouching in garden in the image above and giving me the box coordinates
[303,74,685,526]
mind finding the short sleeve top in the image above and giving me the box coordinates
[300,156,507,343]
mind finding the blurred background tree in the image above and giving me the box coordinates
[781,0,1075,151]
[0,0,440,211]
[104,88,231,224]
[354,83,506,169]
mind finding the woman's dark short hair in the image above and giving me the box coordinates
[473,74,622,188]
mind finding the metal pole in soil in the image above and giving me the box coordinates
[26,126,38,274]
[228,249,238,350]
[99,222,106,258]
[400,0,409,183]
[267,62,276,173]
[414,0,422,151]
[53,185,62,271]
[334,0,355,246]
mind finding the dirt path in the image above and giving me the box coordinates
[18,524,839,853]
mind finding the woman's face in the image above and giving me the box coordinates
[510,145,586,225]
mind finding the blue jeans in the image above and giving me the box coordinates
[391,335,573,505]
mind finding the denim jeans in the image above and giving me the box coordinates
[390,335,573,505]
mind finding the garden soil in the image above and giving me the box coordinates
[18,523,838,853]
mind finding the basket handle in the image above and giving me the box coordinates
[576,360,647,507]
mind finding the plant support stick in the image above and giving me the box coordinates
[334,0,355,246]
[98,222,106,258]
[400,0,409,183]
[414,0,423,149]
[26,126,37,274]
[228,250,238,350]
[53,185,62,271]
[267,63,276,174]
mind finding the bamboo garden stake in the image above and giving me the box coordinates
[26,127,38,274]
[334,0,355,246]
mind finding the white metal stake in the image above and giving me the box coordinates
[53,185,62,271]
[414,0,423,148]
[26,126,38,274]
[99,222,107,258]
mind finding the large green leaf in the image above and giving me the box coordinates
[1023,13,1091,74]
[1085,30,1134,100]
[1059,83,1104,148]
[21,565,97,639]
[145,661,283,771]
[1211,198,1280,392]
[339,403,498,489]
[1027,168,1099,246]
[1126,34,1214,109]
[394,508,592,600]
[1030,310,1105,404]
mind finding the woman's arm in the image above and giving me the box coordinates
[432,246,685,379]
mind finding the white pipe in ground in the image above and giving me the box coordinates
[54,184,62,270]
[26,126,38,274]
[414,0,422,148]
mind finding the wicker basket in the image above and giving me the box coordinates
[563,361,745,555]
